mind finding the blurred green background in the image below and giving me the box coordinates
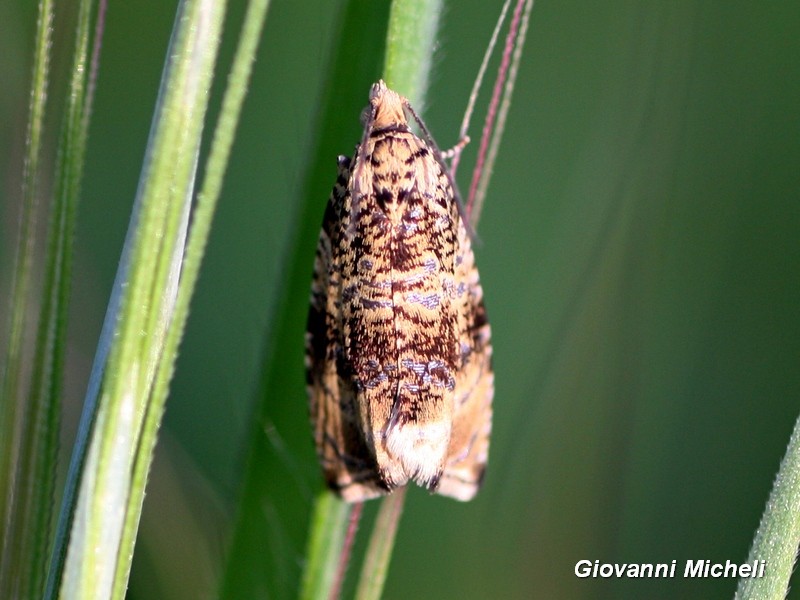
[2,1,799,598]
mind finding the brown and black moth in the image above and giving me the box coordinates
[305,81,493,502]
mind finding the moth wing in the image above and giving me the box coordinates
[437,217,493,501]
[306,156,388,503]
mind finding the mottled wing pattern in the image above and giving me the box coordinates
[306,81,493,502]
[306,156,385,498]
[438,210,493,500]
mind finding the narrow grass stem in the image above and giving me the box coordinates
[734,413,800,600]
[354,488,406,600]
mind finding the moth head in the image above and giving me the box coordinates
[368,80,408,130]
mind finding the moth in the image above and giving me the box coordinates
[305,81,493,502]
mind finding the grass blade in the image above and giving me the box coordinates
[353,488,406,600]
[299,492,353,600]
[218,1,391,597]
[1,0,100,596]
[48,0,227,596]
[734,413,800,600]
[117,0,273,594]
[300,1,442,598]
[0,0,54,583]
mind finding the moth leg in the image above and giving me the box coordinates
[440,135,471,160]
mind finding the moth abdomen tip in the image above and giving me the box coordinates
[385,421,450,488]
[426,470,443,492]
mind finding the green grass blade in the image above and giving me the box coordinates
[0,0,53,579]
[116,0,272,595]
[299,492,352,600]
[734,413,800,600]
[218,1,391,597]
[336,2,442,598]
[1,0,97,596]
[47,0,227,596]
[354,488,406,600]
[383,0,443,106]
[299,1,442,598]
